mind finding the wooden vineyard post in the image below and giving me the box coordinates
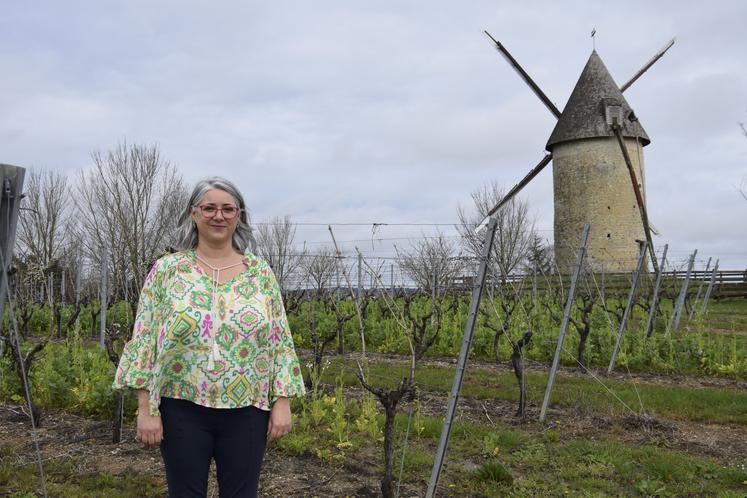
[666,249,697,335]
[645,244,668,337]
[608,242,647,373]
[700,259,719,316]
[539,224,590,423]
[426,217,498,498]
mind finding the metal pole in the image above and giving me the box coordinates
[666,250,696,335]
[426,217,498,498]
[645,244,668,337]
[357,252,362,305]
[700,259,719,316]
[689,257,712,320]
[532,261,538,308]
[47,273,54,309]
[99,243,108,349]
[608,242,647,373]
[75,261,81,307]
[539,224,591,423]
[335,264,340,298]
[390,263,394,294]
[601,264,606,304]
[60,270,66,305]
[74,260,82,330]
[0,164,26,322]
[432,266,437,301]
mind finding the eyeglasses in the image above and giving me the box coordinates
[194,204,242,219]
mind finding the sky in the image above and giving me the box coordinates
[1,1,746,270]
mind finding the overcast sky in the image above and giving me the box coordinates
[2,1,745,269]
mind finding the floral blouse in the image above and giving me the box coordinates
[112,250,306,416]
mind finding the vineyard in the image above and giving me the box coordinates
[1,162,747,496]
[2,279,747,497]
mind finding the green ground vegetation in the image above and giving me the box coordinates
[288,296,747,378]
[279,381,747,497]
[318,358,747,425]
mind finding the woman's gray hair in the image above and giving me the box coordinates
[177,177,257,253]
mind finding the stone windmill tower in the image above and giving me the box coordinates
[547,51,650,272]
[482,33,675,273]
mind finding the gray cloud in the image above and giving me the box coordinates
[1,1,745,268]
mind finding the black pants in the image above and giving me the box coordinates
[159,397,270,498]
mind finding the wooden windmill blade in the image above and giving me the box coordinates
[484,31,561,119]
[620,38,676,92]
[611,125,659,272]
[475,154,552,232]
[479,35,676,225]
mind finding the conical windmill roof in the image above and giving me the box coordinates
[546,51,650,151]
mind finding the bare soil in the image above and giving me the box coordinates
[0,403,421,498]
[2,351,745,497]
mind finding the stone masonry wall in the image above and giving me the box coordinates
[552,137,647,273]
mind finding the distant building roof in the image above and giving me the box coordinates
[546,51,650,151]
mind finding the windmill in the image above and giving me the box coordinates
[481,32,676,273]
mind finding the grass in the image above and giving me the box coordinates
[3,385,746,497]
[313,358,747,425]
[441,419,746,497]
[275,396,747,497]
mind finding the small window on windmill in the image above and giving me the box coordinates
[605,104,624,127]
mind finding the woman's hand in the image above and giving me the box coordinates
[135,389,162,447]
[267,397,292,442]
[137,410,163,447]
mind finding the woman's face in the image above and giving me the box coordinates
[191,188,241,249]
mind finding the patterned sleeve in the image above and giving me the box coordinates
[112,260,162,411]
[261,263,306,403]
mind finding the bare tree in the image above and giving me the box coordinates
[395,234,466,295]
[457,181,534,283]
[17,170,70,270]
[255,215,306,292]
[76,142,186,306]
[302,247,337,294]
[74,142,185,443]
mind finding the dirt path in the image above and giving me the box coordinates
[0,404,416,497]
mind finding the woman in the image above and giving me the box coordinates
[113,177,306,497]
